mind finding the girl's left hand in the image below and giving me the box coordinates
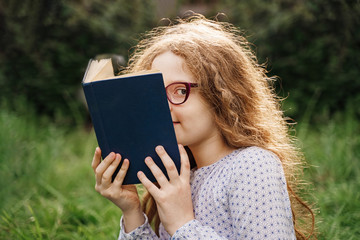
[137,144,194,236]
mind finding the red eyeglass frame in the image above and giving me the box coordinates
[165,82,199,105]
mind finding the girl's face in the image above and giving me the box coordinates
[151,51,221,148]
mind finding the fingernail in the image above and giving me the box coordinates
[145,157,152,163]
[156,145,164,152]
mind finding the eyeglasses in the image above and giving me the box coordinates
[165,82,199,105]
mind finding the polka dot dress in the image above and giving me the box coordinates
[119,147,296,239]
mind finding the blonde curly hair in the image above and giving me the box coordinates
[124,14,316,239]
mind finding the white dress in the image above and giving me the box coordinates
[119,146,296,240]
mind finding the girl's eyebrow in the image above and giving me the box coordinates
[167,80,197,84]
[164,80,180,85]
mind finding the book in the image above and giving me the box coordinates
[82,58,180,185]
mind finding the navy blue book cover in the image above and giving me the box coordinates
[82,68,180,185]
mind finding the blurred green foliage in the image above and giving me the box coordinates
[216,0,360,119]
[0,0,156,122]
[0,0,359,123]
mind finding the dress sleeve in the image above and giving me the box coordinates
[171,148,296,240]
[118,213,160,240]
[226,148,296,239]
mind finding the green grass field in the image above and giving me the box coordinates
[0,103,359,239]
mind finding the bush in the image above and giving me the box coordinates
[0,0,157,122]
[216,0,360,119]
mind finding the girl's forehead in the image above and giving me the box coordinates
[152,51,187,71]
[151,51,196,84]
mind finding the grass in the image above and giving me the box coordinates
[0,105,121,239]
[0,102,359,239]
[296,105,360,239]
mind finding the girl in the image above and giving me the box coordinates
[91,14,316,239]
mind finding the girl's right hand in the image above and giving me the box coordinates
[91,147,145,231]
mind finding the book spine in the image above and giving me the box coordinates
[83,83,110,159]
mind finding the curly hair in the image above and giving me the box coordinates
[124,14,316,239]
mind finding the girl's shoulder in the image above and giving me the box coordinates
[234,146,280,162]
[226,146,284,179]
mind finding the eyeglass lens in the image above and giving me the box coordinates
[166,83,189,105]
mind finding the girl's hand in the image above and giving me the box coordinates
[91,147,144,232]
[137,144,194,236]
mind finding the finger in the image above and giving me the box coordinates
[137,171,161,197]
[179,144,191,180]
[92,147,101,173]
[113,158,130,187]
[102,153,121,184]
[144,157,169,187]
[95,152,116,185]
[155,145,180,181]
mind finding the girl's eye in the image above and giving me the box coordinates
[175,88,187,96]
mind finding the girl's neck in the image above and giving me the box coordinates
[188,135,236,169]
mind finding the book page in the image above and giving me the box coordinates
[83,58,161,83]
[84,59,115,83]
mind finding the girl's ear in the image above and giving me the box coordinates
[184,146,197,169]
